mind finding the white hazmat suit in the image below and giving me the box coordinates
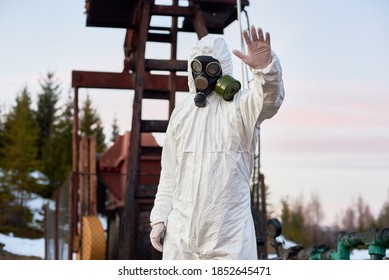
[150,30,284,260]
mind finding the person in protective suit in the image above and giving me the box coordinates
[149,25,285,260]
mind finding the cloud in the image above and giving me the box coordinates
[273,78,389,130]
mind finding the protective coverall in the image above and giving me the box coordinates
[150,31,284,260]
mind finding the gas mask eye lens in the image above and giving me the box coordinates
[206,62,221,77]
[191,59,202,74]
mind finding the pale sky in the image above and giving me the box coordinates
[1,0,389,226]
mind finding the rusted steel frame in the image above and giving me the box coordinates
[193,0,249,4]
[169,0,179,116]
[71,71,188,92]
[79,136,97,217]
[89,137,97,216]
[119,0,151,260]
[123,29,137,72]
[140,146,163,157]
[143,89,170,100]
[141,120,169,132]
[72,71,135,89]
[151,5,192,17]
[190,3,208,39]
[123,4,142,72]
[69,86,80,260]
[145,59,187,72]
[147,32,171,43]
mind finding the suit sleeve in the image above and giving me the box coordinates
[149,119,177,226]
[235,51,285,142]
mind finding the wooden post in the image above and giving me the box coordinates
[168,0,179,116]
[69,86,79,260]
[79,136,97,216]
[191,3,208,39]
[118,0,151,260]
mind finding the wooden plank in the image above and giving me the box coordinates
[123,29,137,72]
[119,0,151,261]
[72,71,135,89]
[70,87,80,259]
[143,89,170,99]
[191,4,208,39]
[140,146,163,157]
[147,32,172,43]
[145,59,187,72]
[89,136,97,216]
[141,120,169,133]
[169,1,179,115]
[151,5,192,17]
[194,0,249,5]
[72,71,188,92]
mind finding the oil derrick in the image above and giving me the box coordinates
[71,0,250,260]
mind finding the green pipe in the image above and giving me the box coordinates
[309,228,389,260]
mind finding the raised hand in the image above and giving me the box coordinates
[232,25,272,69]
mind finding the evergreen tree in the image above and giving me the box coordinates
[110,115,120,144]
[80,94,106,152]
[0,104,5,160]
[280,198,291,234]
[356,195,375,231]
[35,72,61,160]
[304,192,324,244]
[40,96,73,198]
[341,207,356,231]
[280,197,308,246]
[0,88,40,206]
[377,200,389,228]
[340,195,375,232]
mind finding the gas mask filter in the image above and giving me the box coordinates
[191,56,241,107]
[215,75,241,101]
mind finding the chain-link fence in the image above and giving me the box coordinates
[44,176,70,260]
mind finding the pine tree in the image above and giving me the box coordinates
[377,200,389,228]
[80,94,106,152]
[0,88,40,206]
[110,115,120,144]
[0,104,5,160]
[35,72,61,160]
[40,96,73,198]
[340,195,375,232]
[304,192,324,244]
[356,195,375,232]
[280,197,308,246]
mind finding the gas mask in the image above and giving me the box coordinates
[191,56,241,107]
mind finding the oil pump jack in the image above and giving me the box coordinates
[70,0,268,260]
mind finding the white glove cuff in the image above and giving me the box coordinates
[150,220,165,227]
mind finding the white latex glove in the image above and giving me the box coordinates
[232,25,272,69]
[150,222,165,252]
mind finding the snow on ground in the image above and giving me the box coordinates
[26,193,48,228]
[350,249,371,260]
[0,233,44,258]
[0,193,47,258]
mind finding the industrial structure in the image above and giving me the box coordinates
[43,0,389,261]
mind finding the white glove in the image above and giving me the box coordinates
[150,222,165,252]
[232,25,272,69]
